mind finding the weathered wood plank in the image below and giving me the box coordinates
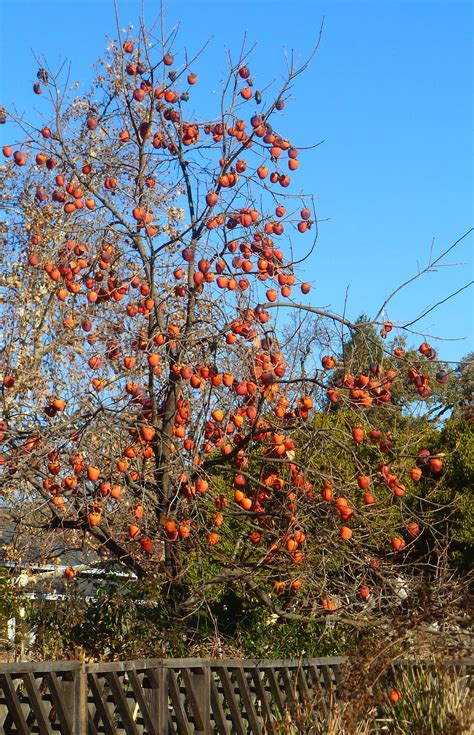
[181,666,210,732]
[22,673,54,735]
[0,661,84,674]
[249,668,274,730]
[86,660,164,674]
[142,667,168,735]
[210,672,231,735]
[74,665,87,735]
[44,672,74,734]
[127,669,158,735]
[105,671,140,735]
[330,663,344,683]
[87,708,99,735]
[1,708,16,735]
[232,666,263,734]
[319,664,335,690]
[88,672,118,735]
[307,665,329,716]
[278,666,297,712]
[167,668,192,735]
[265,668,286,719]
[296,666,311,704]
[2,655,470,677]
[0,673,30,735]
[215,666,247,735]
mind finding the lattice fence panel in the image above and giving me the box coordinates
[0,668,79,735]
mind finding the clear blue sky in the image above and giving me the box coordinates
[1,0,472,362]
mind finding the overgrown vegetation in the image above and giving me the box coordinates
[274,660,473,735]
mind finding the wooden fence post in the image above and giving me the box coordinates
[144,663,169,735]
[45,663,87,735]
[156,665,169,735]
[191,666,210,735]
[73,662,87,735]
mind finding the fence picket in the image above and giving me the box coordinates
[232,666,262,734]
[249,668,274,731]
[181,666,210,733]
[296,665,311,703]
[127,669,158,735]
[167,667,193,735]
[278,666,297,713]
[0,672,30,735]
[87,709,99,735]
[265,667,286,718]
[44,671,74,735]
[88,671,118,735]
[22,673,53,735]
[105,671,140,735]
[215,666,247,735]
[209,672,231,735]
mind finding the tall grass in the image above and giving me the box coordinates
[273,661,473,734]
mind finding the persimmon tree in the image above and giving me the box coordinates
[0,20,468,632]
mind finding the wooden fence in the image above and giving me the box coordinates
[0,656,472,734]
[0,657,344,735]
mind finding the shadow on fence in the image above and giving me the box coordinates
[0,656,472,734]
